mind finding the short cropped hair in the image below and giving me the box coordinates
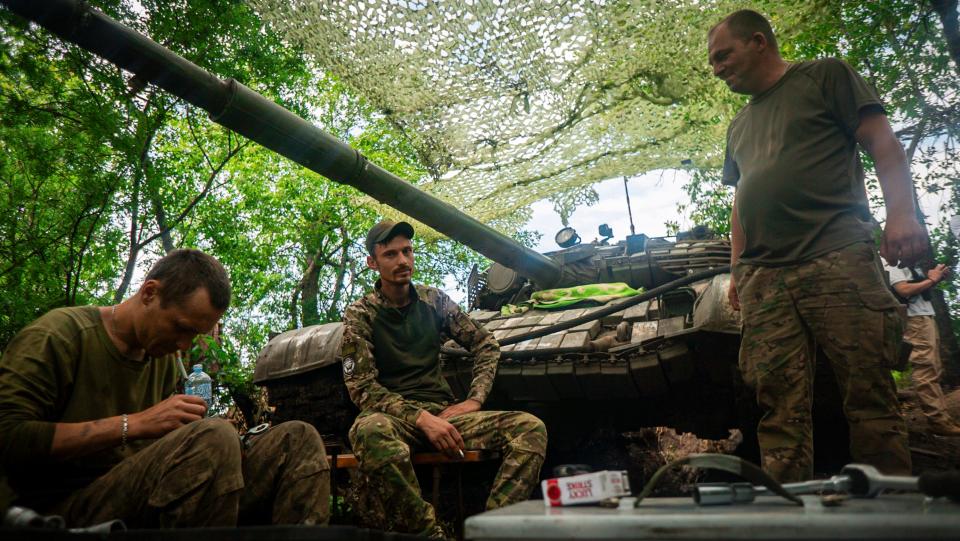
[144,249,231,310]
[711,9,778,52]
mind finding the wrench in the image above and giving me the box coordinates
[696,464,920,505]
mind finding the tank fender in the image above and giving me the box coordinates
[691,274,740,334]
[253,322,345,384]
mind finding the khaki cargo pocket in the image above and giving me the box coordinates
[857,288,906,370]
[147,467,219,508]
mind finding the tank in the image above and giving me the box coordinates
[6,0,751,473]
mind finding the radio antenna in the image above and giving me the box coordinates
[623,176,636,235]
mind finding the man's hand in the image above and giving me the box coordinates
[438,399,481,420]
[881,212,928,268]
[727,277,741,311]
[416,410,464,456]
[128,394,207,440]
[927,263,948,284]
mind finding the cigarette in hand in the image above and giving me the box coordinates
[458,449,465,459]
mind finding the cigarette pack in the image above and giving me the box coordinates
[541,470,631,507]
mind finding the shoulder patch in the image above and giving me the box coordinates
[342,357,355,377]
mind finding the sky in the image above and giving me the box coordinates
[444,167,954,306]
[527,170,691,253]
[525,169,953,255]
[443,170,691,305]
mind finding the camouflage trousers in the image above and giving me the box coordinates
[735,242,911,483]
[349,404,547,536]
[905,315,957,428]
[52,419,330,528]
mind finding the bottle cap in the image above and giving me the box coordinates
[192,364,203,372]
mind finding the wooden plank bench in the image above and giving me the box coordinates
[329,450,501,529]
[332,449,495,468]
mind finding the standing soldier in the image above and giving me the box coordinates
[341,220,547,538]
[709,10,926,482]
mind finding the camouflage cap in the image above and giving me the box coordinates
[365,220,415,255]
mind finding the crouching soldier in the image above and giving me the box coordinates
[0,249,330,528]
[342,221,547,538]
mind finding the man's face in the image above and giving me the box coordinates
[139,286,224,357]
[708,23,760,95]
[367,235,414,287]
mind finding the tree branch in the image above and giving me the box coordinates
[930,0,960,71]
[136,139,249,249]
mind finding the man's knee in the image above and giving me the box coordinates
[348,414,409,470]
[141,419,243,517]
[349,413,394,443]
[505,413,547,456]
[271,421,326,454]
[183,418,241,458]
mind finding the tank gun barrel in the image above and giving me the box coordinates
[1,0,563,287]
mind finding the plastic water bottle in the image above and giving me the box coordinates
[185,364,213,415]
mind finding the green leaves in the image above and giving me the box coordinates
[0,1,494,414]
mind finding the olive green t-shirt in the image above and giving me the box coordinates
[722,58,883,266]
[0,306,179,508]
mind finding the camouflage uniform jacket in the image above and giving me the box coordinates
[341,282,499,425]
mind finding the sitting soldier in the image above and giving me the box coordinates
[0,249,330,527]
[341,221,548,538]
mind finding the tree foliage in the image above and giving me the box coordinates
[0,0,485,393]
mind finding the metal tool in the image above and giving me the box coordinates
[696,464,924,505]
[240,422,271,449]
[3,506,65,529]
[3,506,126,532]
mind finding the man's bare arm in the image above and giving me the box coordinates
[892,264,948,299]
[50,394,206,460]
[50,417,125,460]
[856,111,927,267]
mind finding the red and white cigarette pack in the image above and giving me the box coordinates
[541,470,631,507]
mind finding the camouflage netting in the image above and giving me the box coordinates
[250,0,816,225]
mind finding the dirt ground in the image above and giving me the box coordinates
[901,387,960,473]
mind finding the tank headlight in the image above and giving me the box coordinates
[555,227,580,248]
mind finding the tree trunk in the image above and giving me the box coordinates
[149,187,176,254]
[300,249,323,327]
[930,0,960,72]
[937,188,960,385]
[932,290,960,385]
[113,115,159,302]
[115,245,140,303]
[326,229,350,321]
[114,169,142,303]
